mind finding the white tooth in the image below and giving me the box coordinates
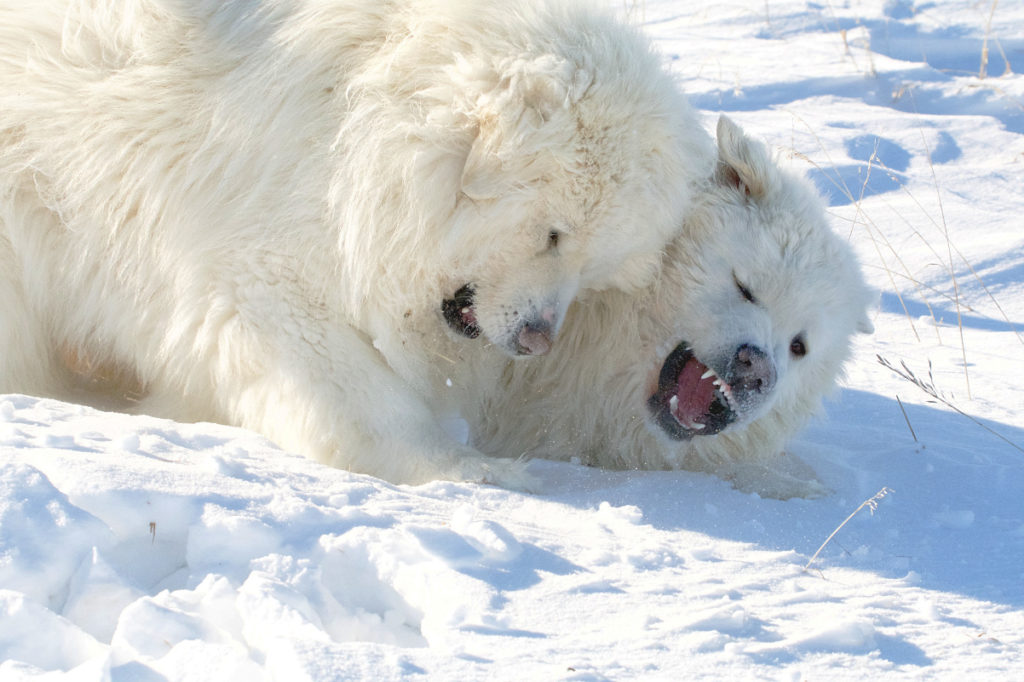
[669,395,679,412]
[691,422,705,430]
[701,368,716,380]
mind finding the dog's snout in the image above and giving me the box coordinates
[729,344,776,395]
[512,303,563,356]
[516,322,553,356]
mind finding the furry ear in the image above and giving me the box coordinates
[855,288,878,334]
[715,115,772,199]
[509,54,591,124]
[856,313,874,334]
[460,122,559,200]
[460,127,515,200]
[460,56,585,200]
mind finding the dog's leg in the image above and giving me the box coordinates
[133,276,537,492]
[235,321,537,490]
[0,224,68,399]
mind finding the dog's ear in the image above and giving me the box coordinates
[460,124,515,200]
[460,122,559,200]
[856,312,875,334]
[855,286,877,334]
[714,115,772,199]
[460,57,588,200]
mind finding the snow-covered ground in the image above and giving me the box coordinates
[3,1,1023,679]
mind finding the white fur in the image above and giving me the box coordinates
[468,117,875,499]
[0,0,714,487]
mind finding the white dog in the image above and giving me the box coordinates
[467,118,874,498]
[0,0,714,487]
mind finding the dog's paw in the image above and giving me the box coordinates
[452,454,543,494]
[724,453,830,500]
[485,457,544,494]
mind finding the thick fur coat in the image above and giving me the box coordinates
[0,0,713,486]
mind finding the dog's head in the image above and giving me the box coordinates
[439,24,713,357]
[644,116,874,442]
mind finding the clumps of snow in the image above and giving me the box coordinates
[2,389,1023,678]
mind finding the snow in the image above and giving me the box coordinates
[3,0,1024,678]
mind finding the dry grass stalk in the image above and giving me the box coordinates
[877,355,1024,454]
[804,487,893,572]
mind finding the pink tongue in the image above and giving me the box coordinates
[673,358,717,424]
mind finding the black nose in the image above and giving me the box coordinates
[727,344,776,396]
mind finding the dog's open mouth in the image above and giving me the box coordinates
[647,342,736,440]
[441,284,481,339]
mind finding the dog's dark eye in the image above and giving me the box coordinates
[790,334,807,358]
[547,230,561,250]
[733,273,755,303]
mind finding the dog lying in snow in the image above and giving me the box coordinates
[0,0,715,488]
[461,118,874,498]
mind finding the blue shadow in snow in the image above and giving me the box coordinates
[864,18,1023,77]
[930,131,962,164]
[845,135,911,171]
[802,134,913,206]
[459,624,547,639]
[543,388,1024,610]
[876,633,934,668]
[691,22,1024,135]
[407,526,579,597]
[807,163,905,206]
[879,291,1023,334]
[949,253,1024,295]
